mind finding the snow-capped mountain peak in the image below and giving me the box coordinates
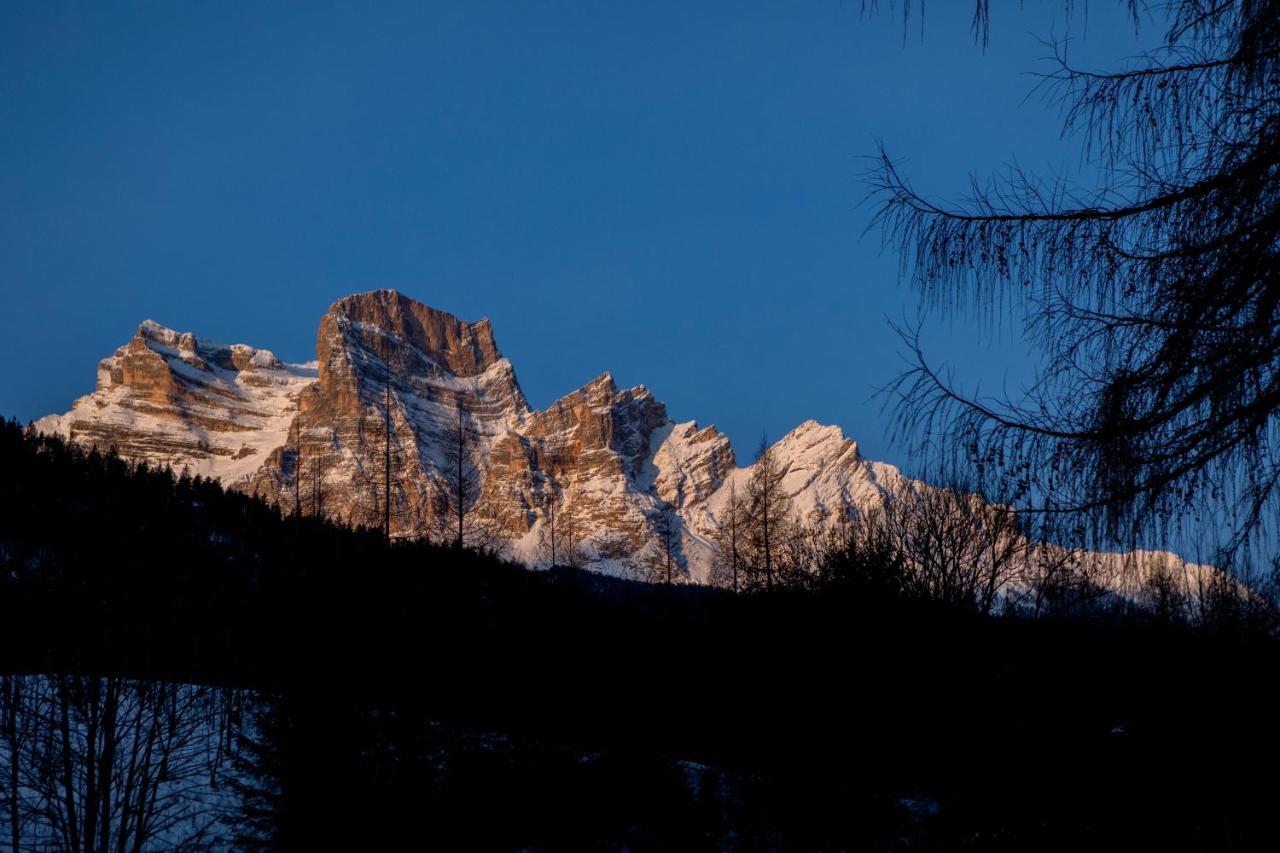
[36,290,1213,593]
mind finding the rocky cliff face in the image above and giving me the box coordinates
[35,290,1210,590]
[34,320,316,484]
[245,291,530,533]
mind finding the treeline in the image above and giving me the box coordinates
[620,437,1279,639]
[0,417,588,688]
[3,418,1280,848]
[270,389,1276,638]
[0,675,242,850]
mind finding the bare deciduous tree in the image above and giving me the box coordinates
[878,479,1028,613]
[814,506,908,597]
[309,452,329,520]
[537,486,584,568]
[441,402,479,549]
[431,401,506,552]
[0,675,240,851]
[290,442,303,519]
[868,1,1280,570]
[624,510,684,586]
[352,364,414,543]
[742,437,792,591]
[710,481,745,593]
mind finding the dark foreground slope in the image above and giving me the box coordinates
[2,418,1278,850]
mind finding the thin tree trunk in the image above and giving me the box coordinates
[730,484,738,593]
[83,680,99,852]
[5,678,21,853]
[666,526,672,585]
[383,377,392,544]
[97,681,120,853]
[57,678,80,853]
[763,486,772,590]
[293,444,302,518]
[456,407,465,549]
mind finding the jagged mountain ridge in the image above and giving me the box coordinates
[34,290,891,581]
[33,319,317,484]
[35,289,1211,592]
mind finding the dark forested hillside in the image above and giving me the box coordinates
[2,417,1278,849]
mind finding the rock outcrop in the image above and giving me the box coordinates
[36,289,1213,591]
[34,319,316,484]
[246,290,529,532]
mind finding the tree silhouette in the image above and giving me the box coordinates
[640,504,679,586]
[433,400,504,552]
[662,505,678,584]
[290,441,303,519]
[352,362,414,543]
[867,1,1280,569]
[441,402,477,548]
[0,675,238,850]
[815,506,907,598]
[743,436,792,591]
[537,486,584,568]
[4,417,1280,846]
[309,452,329,519]
[381,372,392,540]
[878,479,1028,613]
[711,481,744,593]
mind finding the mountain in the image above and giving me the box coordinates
[33,319,317,483]
[35,289,1212,593]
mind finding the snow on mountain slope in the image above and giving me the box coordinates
[34,320,317,485]
[246,290,530,528]
[35,290,1217,600]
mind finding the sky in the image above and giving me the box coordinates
[0,1,1158,474]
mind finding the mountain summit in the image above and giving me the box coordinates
[35,290,894,580]
[36,289,1209,593]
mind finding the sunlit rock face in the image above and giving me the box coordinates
[33,319,316,484]
[33,290,904,578]
[498,372,673,562]
[245,290,531,531]
[35,289,1210,591]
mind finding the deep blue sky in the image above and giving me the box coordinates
[1,1,1154,472]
